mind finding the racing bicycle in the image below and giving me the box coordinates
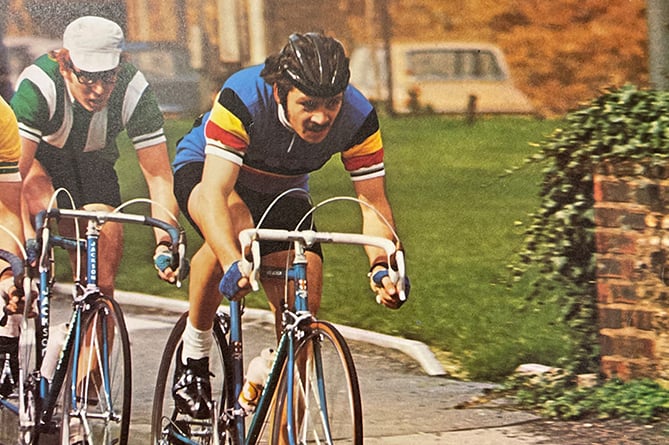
[0,202,186,445]
[151,196,407,445]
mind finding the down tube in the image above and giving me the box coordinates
[37,268,50,399]
[245,334,289,444]
[229,299,245,444]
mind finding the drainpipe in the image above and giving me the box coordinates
[217,0,240,63]
[247,0,266,64]
[648,0,669,90]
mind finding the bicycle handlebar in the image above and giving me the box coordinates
[33,208,188,285]
[34,208,182,245]
[238,228,407,301]
[0,249,24,288]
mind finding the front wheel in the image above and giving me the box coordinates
[60,295,131,445]
[272,320,363,444]
[17,314,38,445]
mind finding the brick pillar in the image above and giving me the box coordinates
[594,160,669,382]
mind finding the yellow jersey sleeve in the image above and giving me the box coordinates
[0,97,21,181]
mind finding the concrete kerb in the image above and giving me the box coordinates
[53,283,446,376]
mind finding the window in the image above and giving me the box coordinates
[406,49,505,81]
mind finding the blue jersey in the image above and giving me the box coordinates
[173,64,385,194]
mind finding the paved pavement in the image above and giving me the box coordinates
[0,286,557,444]
[113,289,557,444]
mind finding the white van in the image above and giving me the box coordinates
[350,41,535,115]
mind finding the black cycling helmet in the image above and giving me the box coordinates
[279,32,350,97]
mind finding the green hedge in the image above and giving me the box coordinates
[514,84,669,373]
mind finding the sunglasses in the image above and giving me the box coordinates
[68,62,119,86]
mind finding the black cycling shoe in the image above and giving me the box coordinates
[172,347,213,419]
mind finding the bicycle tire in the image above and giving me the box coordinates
[16,314,37,445]
[60,295,131,445]
[151,311,237,445]
[2,313,55,445]
[271,320,363,445]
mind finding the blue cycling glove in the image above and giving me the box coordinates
[219,261,244,300]
[371,267,411,307]
[153,251,172,273]
[25,238,39,269]
[371,269,389,287]
[154,242,190,283]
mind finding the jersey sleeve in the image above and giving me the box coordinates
[0,98,21,182]
[123,68,166,150]
[203,89,250,166]
[341,109,385,181]
[10,67,52,143]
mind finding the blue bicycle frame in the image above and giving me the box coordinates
[230,242,309,445]
[36,215,113,430]
[0,207,183,439]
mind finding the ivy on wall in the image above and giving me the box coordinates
[512,84,669,373]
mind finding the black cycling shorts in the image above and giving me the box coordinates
[174,162,322,258]
[36,145,122,210]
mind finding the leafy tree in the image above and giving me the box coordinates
[493,0,647,116]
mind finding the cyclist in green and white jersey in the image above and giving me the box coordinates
[10,16,180,295]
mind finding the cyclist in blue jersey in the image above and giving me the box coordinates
[11,16,180,297]
[172,32,409,419]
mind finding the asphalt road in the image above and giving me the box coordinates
[0,292,549,444]
[120,296,549,444]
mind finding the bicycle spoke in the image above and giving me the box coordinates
[273,321,362,444]
[14,316,37,444]
[62,297,131,445]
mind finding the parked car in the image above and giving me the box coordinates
[123,41,201,116]
[350,41,535,115]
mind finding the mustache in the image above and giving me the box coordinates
[305,121,330,132]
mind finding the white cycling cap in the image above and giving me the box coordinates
[63,16,124,72]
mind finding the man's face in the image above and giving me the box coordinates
[61,61,119,112]
[279,86,343,144]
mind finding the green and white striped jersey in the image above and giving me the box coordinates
[11,53,166,165]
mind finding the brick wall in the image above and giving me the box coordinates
[594,160,669,382]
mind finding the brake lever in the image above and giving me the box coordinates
[393,250,407,302]
[245,239,261,291]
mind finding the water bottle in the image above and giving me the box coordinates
[40,322,69,382]
[238,347,275,412]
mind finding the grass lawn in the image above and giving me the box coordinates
[106,114,568,381]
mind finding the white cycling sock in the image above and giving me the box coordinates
[181,319,212,364]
